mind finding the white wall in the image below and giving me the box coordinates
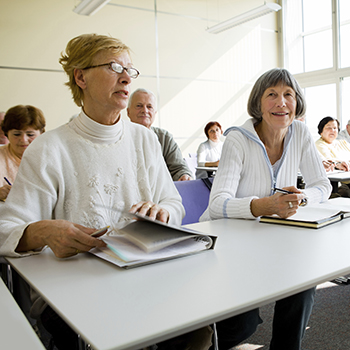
[0,0,280,155]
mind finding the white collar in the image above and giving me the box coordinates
[208,139,222,148]
[69,110,123,144]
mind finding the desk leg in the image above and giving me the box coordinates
[331,181,339,193]
[212,323,219,350]
[78,334,86,350]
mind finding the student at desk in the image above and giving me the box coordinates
[316,116,350,197]
[201,68,331,350]
[196,121,224,179]
[0,34,194,350]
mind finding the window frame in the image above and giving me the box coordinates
[279,0,350,127]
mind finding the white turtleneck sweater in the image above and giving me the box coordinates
[0,111,184,257]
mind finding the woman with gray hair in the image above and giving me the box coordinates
[200,68,331,350]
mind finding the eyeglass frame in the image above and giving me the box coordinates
[83,62,140,79]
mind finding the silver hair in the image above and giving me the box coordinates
[247,68,306,122]
[128,88,157,109]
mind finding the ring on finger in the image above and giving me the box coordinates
[145,203,153,209]
[75,249,81,254]
[288,201,293,209]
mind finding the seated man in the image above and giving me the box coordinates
[337,119,350,143]
[127,88,192,181]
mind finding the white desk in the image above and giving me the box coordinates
[326,171,350,192]
[0,278,45,350]
[6,218,350,350]
[327,170,350,182]
[195,166,218,177]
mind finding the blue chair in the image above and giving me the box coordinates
[174,178,213,225]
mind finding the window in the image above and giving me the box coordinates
[339,0,350,68]
[304,84,336,140]
[282,0,350,136]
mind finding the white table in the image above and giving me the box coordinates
[326,171,350,192]
[6,218,350,350]
[195,166,218,177]
[0,278,45,350]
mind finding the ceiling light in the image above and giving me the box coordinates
[73,0,110,16]
[206,2,282,34]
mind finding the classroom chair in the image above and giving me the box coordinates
[174,178,213,225]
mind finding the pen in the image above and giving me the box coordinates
[4,177,12,186]
[273,187,294,195]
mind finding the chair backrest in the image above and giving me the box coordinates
[174,178,213,225]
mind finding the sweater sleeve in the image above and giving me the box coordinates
[203,135,259,220]
[0,143,59,257]
[142,130,185,225]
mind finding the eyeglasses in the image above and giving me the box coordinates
[83,62,140,79]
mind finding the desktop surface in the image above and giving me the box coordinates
[0,278,45,350]
[7,218,350,350]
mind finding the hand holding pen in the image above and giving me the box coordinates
[273,186,307,209]
[0,177,12,202]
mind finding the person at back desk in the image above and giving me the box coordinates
[316,116,350,196]
[201,68,331,350]
[295,115,335,173]
[0,105,45,201]
[127,88,192,181]
[196,121,224,179]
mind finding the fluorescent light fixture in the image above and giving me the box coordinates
[206,2,282,34]
[73,0,110,16]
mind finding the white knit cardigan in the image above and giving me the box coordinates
[200,119,331,221]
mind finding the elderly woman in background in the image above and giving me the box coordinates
[315,116,350,171]
[200,68,331,350]
[196,121,224,179]
[0,34,195,350]
[316,116,350,196]
[0,105,45,201]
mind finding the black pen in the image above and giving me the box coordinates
[273,187,294,194]
[4,177,12,186]
[273,187,308,206]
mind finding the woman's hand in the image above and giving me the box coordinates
[129,201,170,223]
[178,174,192,181]
[335,161,349,171]
[16,220,107,258]
[322,160,335,172]
[251,186,306,219]
[0,184,11,201]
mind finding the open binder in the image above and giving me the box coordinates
[90,212,217,268]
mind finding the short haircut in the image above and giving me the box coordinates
[247,68,306,122]
[2,105,46,136]
[317,116,339,135]
[204,121,222,138]
[128,88,157,109]
[59,34,131,107]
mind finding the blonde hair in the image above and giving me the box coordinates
[59,34,131,107]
